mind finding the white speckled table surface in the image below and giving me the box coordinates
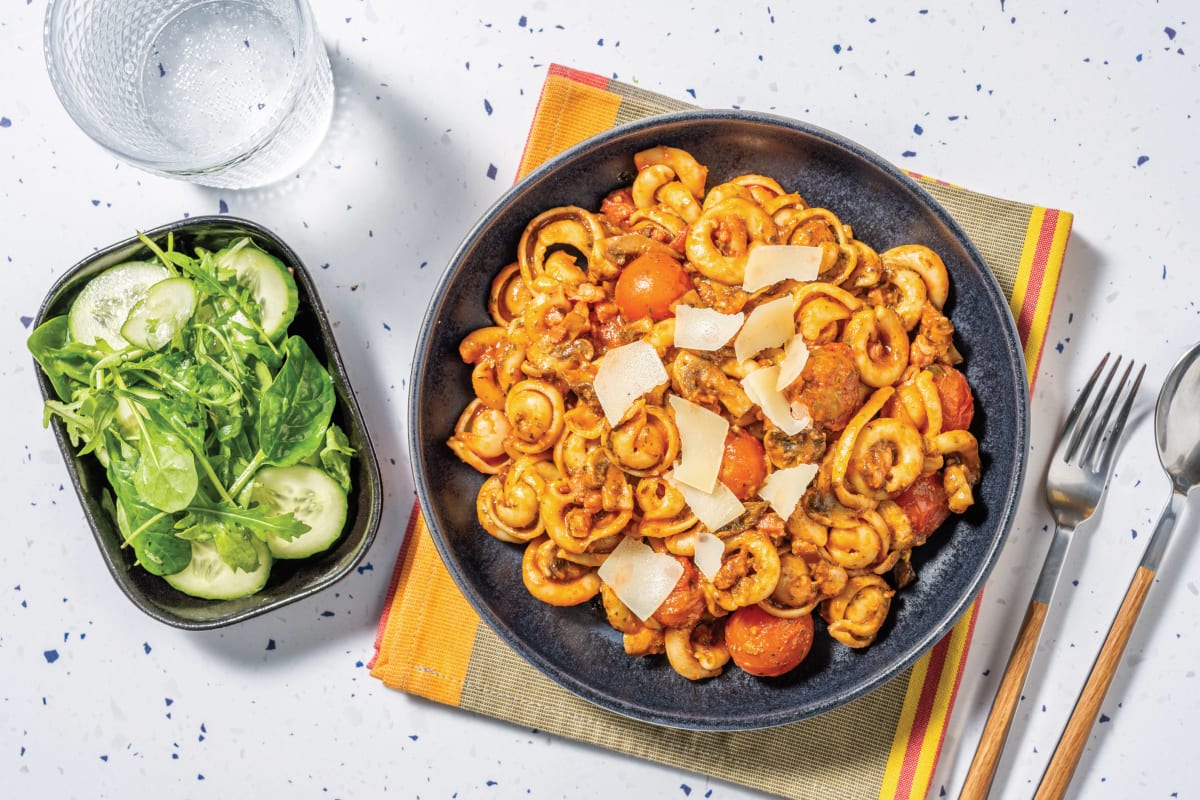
[3,2,1198,798]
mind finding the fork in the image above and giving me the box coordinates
[960,353,1144,799]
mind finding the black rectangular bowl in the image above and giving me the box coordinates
[30,215,383,629]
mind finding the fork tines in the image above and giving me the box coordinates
[1061,353,1145,469]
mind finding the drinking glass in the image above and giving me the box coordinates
[44,0,334,189]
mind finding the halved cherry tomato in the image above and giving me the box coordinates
[724,604,814,677]
[718,428,768,501]
[893,471,951,541]
[614,251,692,322]
[930,365,974,432]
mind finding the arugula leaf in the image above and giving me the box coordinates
[320,423,357,493]
[214,526,261,573]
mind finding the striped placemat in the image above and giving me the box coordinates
[370,63,1071,800]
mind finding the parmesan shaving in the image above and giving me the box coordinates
[673,305,745,351]
[666,470,745,531]
[668,394,728,492]
[693,531,725,582]
[741,366,810,436]
[742,244,823,292]
[733,295,795,363]
[776,335,811,391]
[593,340,669,426]
[759,463,819,520]
[597,536,684,622]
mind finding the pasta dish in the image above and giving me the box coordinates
[446,145,979,680]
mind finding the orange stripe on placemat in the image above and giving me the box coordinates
[368,512,479,706]
[1011,207,1072,391]
[882,601,978,799]
[516,72,622,180]
[367,499,423,670]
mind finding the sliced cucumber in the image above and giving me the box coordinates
[248,465,348,559]
[68,261,170,349]
[121,277,197,350]
[214,239,299,341]
[164,537,272,600]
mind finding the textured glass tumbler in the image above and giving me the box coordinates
[45,0,334,189]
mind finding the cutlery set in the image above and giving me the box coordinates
[962,343,1200,799]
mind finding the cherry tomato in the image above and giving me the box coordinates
[613,251,692,322]
[652,556,706,628]
[718,428,768,501]
[724,604,815,677]
[930,365,974,431]
[894,472,951,541]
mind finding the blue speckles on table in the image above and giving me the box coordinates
[0,116,12,128]
[43,649,59,663]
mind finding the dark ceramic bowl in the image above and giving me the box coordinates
[410,110,1028,730]
[32,216,382,630]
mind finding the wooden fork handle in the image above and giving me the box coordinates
[960,598,1050,799]
[1033,565,1156,800]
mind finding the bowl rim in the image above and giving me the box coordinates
[32,214,384,630]
[409,108,1029,729]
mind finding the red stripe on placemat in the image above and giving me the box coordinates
[548,63,610,89]
[894,631,952,797]
[1016,208,1058,345]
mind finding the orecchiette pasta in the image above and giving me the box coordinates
[448,145,980,681]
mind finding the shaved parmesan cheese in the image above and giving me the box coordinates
[593,340,669,425]
[743,244,823,292]
[668,394,728,492]
[673,305,744,351]
[742,366,810,436]
[776,335,811,391]
[667,470,745,532]
[733,295,795,363]
[759,463,819,520]
[597,536,684,622]
[693,531,725,581]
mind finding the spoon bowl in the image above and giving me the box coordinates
[1155,342,1200,495]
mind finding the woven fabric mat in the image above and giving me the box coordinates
[370,64,1072,800]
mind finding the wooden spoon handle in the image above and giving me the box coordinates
[1033,565,1157,800]
[960,598,1050,800]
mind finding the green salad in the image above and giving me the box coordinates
[28,233,355,600]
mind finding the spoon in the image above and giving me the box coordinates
[1034,340,1200,800]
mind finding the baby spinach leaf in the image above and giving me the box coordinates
[257,335,335,466]
[133,422,198,513]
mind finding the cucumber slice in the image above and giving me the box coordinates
[215,239,299,341]
[68,261,170,349]
[120,277,197,350]
[248,465,348,559]
[164,537,272,600]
